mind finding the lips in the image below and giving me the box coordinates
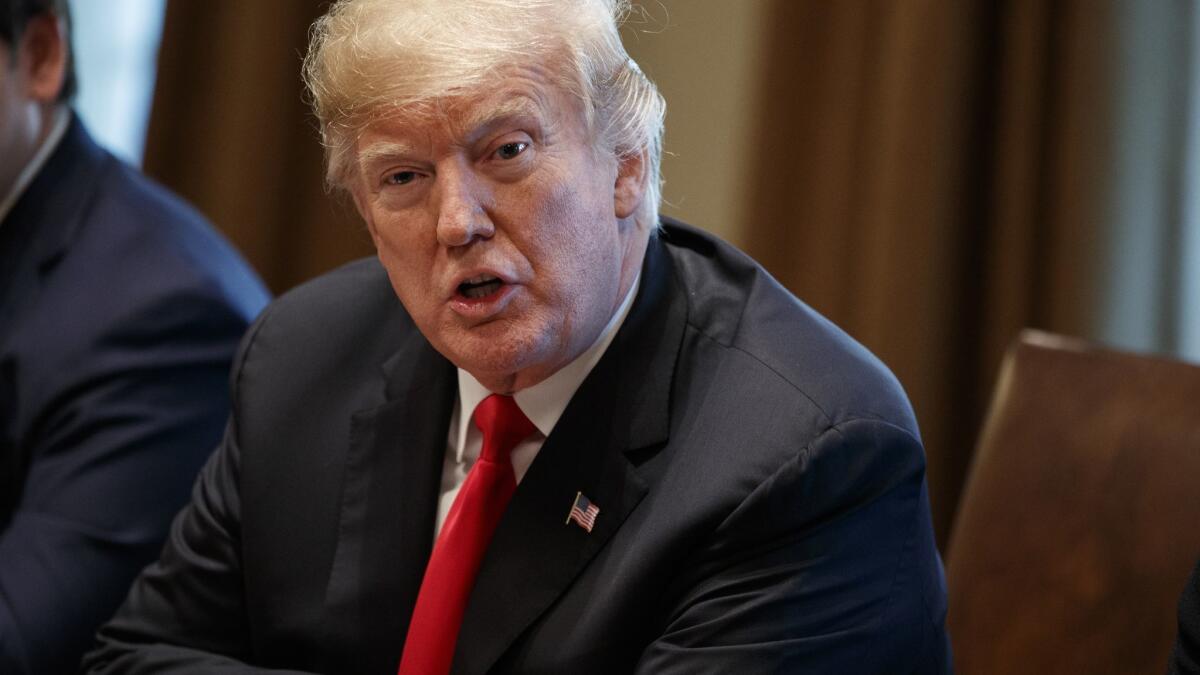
[458,274,504,299]
[448,270,516,320]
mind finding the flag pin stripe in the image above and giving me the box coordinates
[566,491,600,533]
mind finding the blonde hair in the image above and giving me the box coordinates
[303,0,666,225]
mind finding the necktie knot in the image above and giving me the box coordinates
[472,394,536,464]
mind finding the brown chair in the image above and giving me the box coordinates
[946,330,1200,675]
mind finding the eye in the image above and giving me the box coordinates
[494,141,528,160]
[385,170,419,186]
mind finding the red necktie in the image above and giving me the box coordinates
[398,394,536,675]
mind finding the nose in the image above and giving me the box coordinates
[434,160,494,247]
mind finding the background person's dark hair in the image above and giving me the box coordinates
[0,0,76,102]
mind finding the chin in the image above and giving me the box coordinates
[446,330,554,385]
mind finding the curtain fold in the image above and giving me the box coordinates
[144,1,373,293]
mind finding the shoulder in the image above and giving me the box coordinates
[657,218,918,438]
[31,125,269,334]
[7,130,270,410]
[69,153,269,319]
[1,140,274,466]
[636,222,947,671]
[241,257,403,366]
[230,257,414,417]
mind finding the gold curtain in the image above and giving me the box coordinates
[743,0,1114,543]
[144,1,373,293]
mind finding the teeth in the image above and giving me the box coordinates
[462,281,502,299]
[458,274,503,299]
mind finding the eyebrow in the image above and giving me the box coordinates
[457,95,545,142]
[356,141,419,171]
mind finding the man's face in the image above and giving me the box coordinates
[351,65,647,392]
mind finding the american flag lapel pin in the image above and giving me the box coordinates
[566,491,600,533]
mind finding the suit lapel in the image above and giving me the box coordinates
[0,118,107,518]
[322,326,456,674]
[0,116,102,340]
[453,233,688,674]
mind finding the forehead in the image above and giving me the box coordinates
[357,64,587,150]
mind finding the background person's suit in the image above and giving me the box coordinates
[87,219,951,674]
[0,118,269,673]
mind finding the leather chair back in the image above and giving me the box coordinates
[946,330,1200,675]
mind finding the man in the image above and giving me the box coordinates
[0,1,269,672]
[86,0,951,673]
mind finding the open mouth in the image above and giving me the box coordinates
[457,274,504,299]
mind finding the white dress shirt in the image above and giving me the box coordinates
[436,273,641,535]
[0,108,69,227]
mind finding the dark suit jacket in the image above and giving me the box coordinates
[0,117,269,674]
[1170,558,1200,674]
[85,219,951,674]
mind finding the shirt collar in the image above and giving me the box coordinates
[454,271,641,459]
[0,108,70,227]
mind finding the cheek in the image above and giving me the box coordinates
[525,179,624,314]
[532,183,612,267]
[371,219,437,308]
[370,204,436,266]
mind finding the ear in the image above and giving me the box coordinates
[19,14,68,104]
[613,148,648,220]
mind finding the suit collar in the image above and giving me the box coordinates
[0,114,107,273]
[0,107,70,225]
[605,229,683,453]
[453,230,687,674]
[0,114,109,339]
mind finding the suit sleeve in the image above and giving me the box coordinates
[81,425,312,674]
[80,308,316,674]
[0,290,253,675]
[633,419,953,675]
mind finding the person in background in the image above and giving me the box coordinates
[0,1,269,671]
[85,0,950,672]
